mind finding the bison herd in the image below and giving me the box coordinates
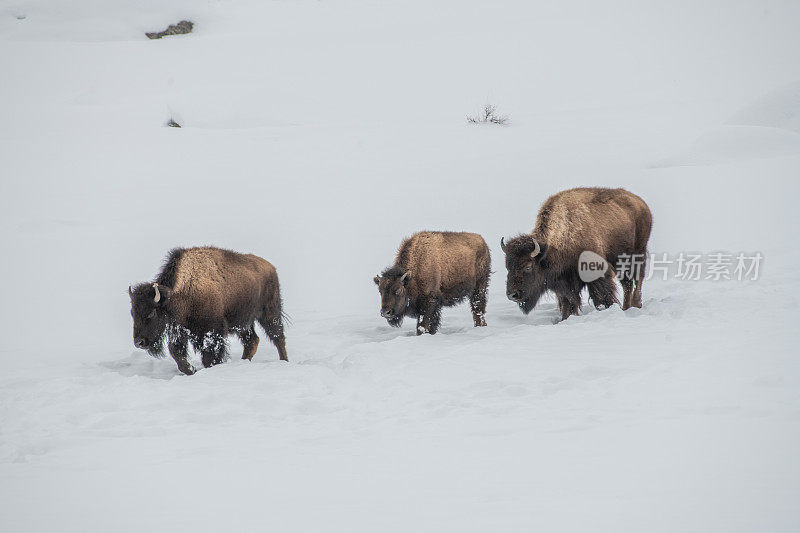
[130,187,652,374]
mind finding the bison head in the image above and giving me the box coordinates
[373,267,411,327]
[129,282,173,357]
[502,235,546,314]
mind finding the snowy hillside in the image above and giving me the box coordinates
[1,1,799,531]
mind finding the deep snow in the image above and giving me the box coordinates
[1,1,799,531]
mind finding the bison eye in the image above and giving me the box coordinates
[147,310,157,319]
[394,288,403,295]
[523,264,533,273]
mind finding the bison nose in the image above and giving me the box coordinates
[134,338,146,349]
[508,291,522,301]
[381,309,393,318]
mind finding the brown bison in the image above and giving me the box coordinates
[502,187,652,320]
[373,231,490,335]
[129,246,287,375]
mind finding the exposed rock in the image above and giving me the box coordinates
[166,119,181,128]
[146,20,193,40]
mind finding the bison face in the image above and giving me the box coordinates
[502,235,546,315]
[129,283,172,357]
[373,268,411,327]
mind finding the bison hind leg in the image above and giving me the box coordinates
[632,251,646,309]
[469,285,488,327]
[632,279,644,309]
[620,278,634,310]
[587,276,618,310]
[258,313,288,361]
[238,325,260,361]
[618,251,645,310]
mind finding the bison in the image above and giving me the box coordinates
[373,231,490,335]
[502,187,652,320]
[129,246,287,375]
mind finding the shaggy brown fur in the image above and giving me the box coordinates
[374,231,491,335]
[503,188,652,320]
[129,246,287,375]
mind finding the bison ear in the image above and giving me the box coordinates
[373,275,381,286]
[532,242,548,264]
[152,283,172,306]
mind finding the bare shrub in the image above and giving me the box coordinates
[467,104,509,125]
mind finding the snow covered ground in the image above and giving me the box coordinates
[1,1,799,531]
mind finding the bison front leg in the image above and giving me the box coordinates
[199,332,228,368]
[167,328,195,376]
[418,297,442,335]
[556,294,581,321]
[238,325,260,361]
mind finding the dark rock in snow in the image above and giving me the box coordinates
[146,20,193,40]
[166,119,181,128]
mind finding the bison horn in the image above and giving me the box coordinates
[400,271,410,283]
[500,237,507,253]
[530,239,541,259]
[152,283,161,303]
[128,285,133,297]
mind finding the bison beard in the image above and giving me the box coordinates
[386,314,405,328]
[518,296,537,315]
[145,329,167,358]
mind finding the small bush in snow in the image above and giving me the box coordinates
[467,104,509,125]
